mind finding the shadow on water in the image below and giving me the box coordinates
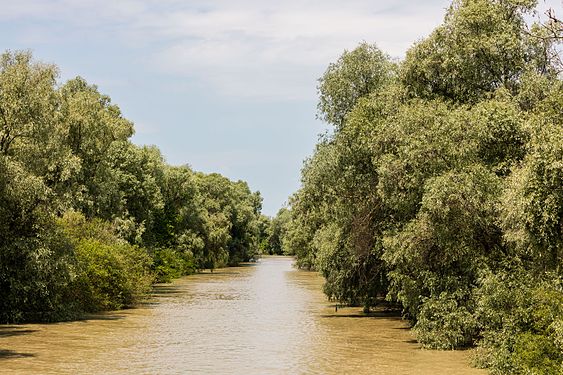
[0,327,38,338]
[78,313,127,322]
[152,285,183,295]
[237,262,258,267]
[320,309,402,319]
[0,327,37,360]
[0,349,35,359]
[136,300,160,307]
[320,313,401,319]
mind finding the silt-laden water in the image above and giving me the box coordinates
[0,256,485,374]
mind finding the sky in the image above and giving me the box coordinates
[0,0,560,216]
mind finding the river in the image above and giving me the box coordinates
[1,256,485,374]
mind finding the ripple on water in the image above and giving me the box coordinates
[0,256,485,375]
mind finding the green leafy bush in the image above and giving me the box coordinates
[474,267,563,374]
[71,239,153,311]
[414,292,477,349]
[59,212,153,312]
[152,248,195,283]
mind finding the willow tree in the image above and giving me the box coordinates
[0,51,73,322]
[287,0,563,369]
[286,43,395,310]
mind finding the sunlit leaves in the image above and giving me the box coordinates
[288,0,563,368]
[317,43,393,129]
[0,51,264,322]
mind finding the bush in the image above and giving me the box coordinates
[152,248,195,283]
[58,212,154,312]
[474,267,563,374]
[70,239,153,311]
[414,292,477,349]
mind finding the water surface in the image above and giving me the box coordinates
[1,256,485,374]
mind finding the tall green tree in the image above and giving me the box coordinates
[288,1,563,370]
[317,42,393,129]
[0,50,265,322]
[58,77,134,216]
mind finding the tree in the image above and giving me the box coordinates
[266,208,291,254]
[194,173,262,269]
[0,51,58,156]
[0,155,74,322]
[289,0,563,368]
[401,0,551,103]
[58,77,134,216]
[0,50,265,322]
[317,42,393,129]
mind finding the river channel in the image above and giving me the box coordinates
[1,256,485,374]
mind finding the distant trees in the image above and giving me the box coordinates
[252,208,292,256]
[0,50,263,322]
[265,208,291,255]
[193,173,262,267]
[284,0,562,373]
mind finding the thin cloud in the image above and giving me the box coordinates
[4,1,558,100]
[145,2,453,100]
[1,0,452,100]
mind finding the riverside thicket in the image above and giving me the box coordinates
[278,1,563,373]
[0,52,263,322]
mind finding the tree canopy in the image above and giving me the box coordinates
[284,1,563,373]
[0,50,263,322]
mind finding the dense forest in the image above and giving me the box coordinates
[0,50,265,323]
[275,0,563,374]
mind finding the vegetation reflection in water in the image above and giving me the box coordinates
[0,257,484,375]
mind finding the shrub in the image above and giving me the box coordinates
[474,267,563,374]
[414,292,477,349]
[152,248,195,283]
[58,212,154,312]
[70,239,153,311]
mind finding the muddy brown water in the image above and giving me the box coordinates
[1,256,485,374]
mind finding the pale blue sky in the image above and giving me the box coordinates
[1,0,559,215]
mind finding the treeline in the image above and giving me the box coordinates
[280,0,563,374]
[0,51,263,323]
[257,208,291,255]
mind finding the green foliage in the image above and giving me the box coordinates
[474,267,563,374]
[58,77,134,215]
[383,166,502,322]
[401,0,542,103]
[266,208,291,255]
[414,293,477,349]
[0,154,75,322]
[0,51,58,157]
[71,239,153,312]
[282,206,317,270]
[317,42,393,128]
[256,214,271,254]
[500,102,563,271]
[0,51,263,322]
[151,248,195,283]
[194,173,262,268]
[286,1,563,372]
[513,333,561,375]
[58,212,153,312]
